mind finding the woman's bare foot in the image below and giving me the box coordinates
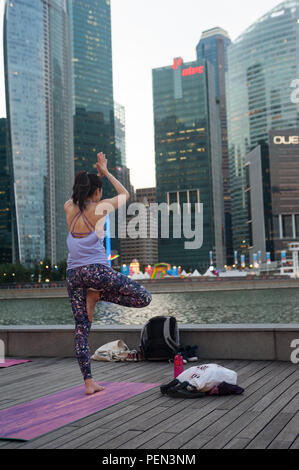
[86,289,100,322]
[85,378,105,395]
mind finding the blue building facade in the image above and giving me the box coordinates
[196,27,232,264]
[3,0,74,265]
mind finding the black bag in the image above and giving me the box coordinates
[160,379,206,398]
[139,315,180,360]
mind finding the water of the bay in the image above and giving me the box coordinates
[0,288,298,325]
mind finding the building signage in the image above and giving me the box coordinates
[273,136,299,145]
[172,57,204,77]
[182,66,204,77]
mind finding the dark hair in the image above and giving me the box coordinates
[71,171,102,212]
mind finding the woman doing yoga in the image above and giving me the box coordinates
[65,152,152,395]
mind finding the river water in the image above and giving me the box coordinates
[0,288,298,325]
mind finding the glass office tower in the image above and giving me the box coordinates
[71,0,117,190]
[0,118,12,264]
[4,0,74,265]
[153,58,225,270]
[196,27,232,264]
[226,0,299,255]
[114,101,127,167]
[71,0,119,252]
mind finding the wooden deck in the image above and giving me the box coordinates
[0,357,298,449]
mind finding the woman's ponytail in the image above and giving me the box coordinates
[71,171,102,211]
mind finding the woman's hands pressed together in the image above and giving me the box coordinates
[96,152,109,177]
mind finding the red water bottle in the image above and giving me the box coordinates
[174,353,184,378]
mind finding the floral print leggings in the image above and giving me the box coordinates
[66,263,152,380]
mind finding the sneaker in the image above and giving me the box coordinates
[175,347,188,364]
[185,345,199,362]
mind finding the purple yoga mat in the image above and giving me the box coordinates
[0,381,160,441]
[0,359,31,368]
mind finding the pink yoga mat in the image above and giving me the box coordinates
[0,359,31,368]
[0,381,160,441]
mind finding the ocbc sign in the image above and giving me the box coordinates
[273,135,299,145]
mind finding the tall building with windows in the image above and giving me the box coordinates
[196,27,232,264]
[71,0,118,190]
[0,118,12,264]
[119,188,158,267]
[226,0,299,256]
[153,58,225,270]
[245,129,299,262]
[3,0,74,266]
[114,101,126,167]
[71,0,120,253]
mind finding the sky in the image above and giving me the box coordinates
[0,0,284,189]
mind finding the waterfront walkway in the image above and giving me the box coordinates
[0,357,298,449]
[1,277,299,299]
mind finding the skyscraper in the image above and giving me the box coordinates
[71,0,118,193]
[153,58,225,270]
[226,0,299,255]
[245,129,299,263]
[119,188,158,267]
[71,0,120,254]
[114,101,127,167]
[3,0,74,265]
[196,27,232,264]
[0,118,12,264]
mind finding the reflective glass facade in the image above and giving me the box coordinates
[0,118,12,263]
[114,101,126,166]
[153,59,225,270]
[226,0,299,254]
[196,27,233,263]
[4,0,74,265]
[71,0,118,193]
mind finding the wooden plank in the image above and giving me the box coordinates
[180,435,212,450]
[51,427,110,450]
[153,397,232,434]
[223,437,250,449]
[115,400,197,433]
[137,432,178,450]
[237,381,298,440]
[0,440,24,449]
[94,430,143,450]
[118,427,175,450]
[201,411,260,449]
[267,413,299,449]
[278,393,299,414]
[246,412,295,449]
[200,377,298,448]
[159,409,227,449]
[290,437,299,449]
[250,371,298,412]
[17,425,81,450]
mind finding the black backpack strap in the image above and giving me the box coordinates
[139,323,148,355]
[163,317,180,351]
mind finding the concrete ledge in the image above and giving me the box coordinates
[1,324,298,362]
